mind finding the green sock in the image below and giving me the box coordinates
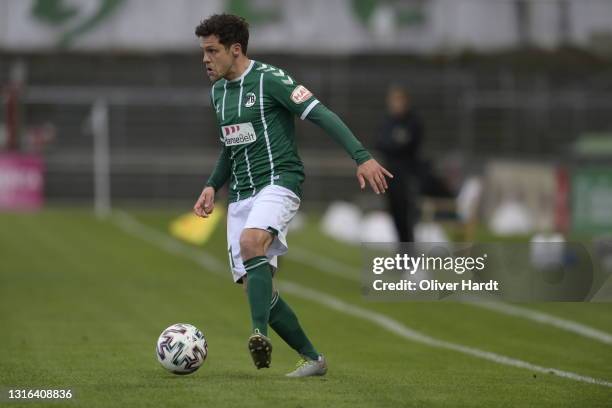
[244,256,273,336]
[269,292,320,360]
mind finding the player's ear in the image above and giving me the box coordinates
[231,43,242,57]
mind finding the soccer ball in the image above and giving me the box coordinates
[156,323,208,375]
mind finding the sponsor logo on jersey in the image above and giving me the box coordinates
[222,122,257,146]
[290,85,313,104]
[244,92,256,107]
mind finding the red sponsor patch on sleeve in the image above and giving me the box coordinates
[290,85,313,104]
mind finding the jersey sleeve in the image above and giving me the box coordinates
[306,103,372,165]
[206,85,231,191]
[206,145,231,191]
[264,70,320,120]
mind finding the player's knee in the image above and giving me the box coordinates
[239,229,268,260]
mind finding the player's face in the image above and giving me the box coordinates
[199,35,236,82]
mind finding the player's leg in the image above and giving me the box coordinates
[241,274,320,360]
[269,290,327,377]
[243,185,326,376]
[227,198,276,369]
[241,276,326,376]
[240,228,275,336]
[239,227,275,368]
[268,290,319,361]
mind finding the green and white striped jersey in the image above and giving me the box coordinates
[210,60,319,202]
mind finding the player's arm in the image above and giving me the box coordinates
[305,104,393,194]
[195,87,231,218]
[194,145,230,218]
[206,145,231,192]
[265,72,393,194]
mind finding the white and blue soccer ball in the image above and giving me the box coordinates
[156,323,208,375]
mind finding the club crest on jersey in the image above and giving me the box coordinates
[222,122,257,146]
[290,85,313,104]
[244,92,256,108]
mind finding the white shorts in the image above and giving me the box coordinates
[226,185,300,283]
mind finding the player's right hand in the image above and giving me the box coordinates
[193,186,215,218]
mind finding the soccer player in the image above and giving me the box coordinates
[193,14,392,377]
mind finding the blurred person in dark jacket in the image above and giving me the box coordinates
[377,85,423,242]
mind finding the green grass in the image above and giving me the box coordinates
[0,208,611,407]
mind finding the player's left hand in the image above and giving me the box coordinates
[356,159,393,194]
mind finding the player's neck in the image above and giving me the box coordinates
[225,56,251,81]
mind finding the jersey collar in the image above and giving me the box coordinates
[227,59,255,83]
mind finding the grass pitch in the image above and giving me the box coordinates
[0,208,611,407]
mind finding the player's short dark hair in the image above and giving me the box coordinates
[195,14,249,54]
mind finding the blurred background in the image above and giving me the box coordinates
[1,0,612,242]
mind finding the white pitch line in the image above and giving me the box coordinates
[112,210,226,274]
[110,211,612,388]
[278,281,612,388]
[288,247,358,281]
[467,302,612,346]
[288,245,612,347]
